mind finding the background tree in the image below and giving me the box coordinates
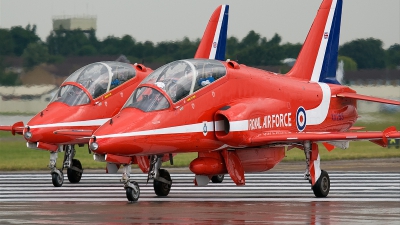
[280,42,302,59]
[385,44,400,69]
[338,56,357,71]
[0,29,15,56]
[46,29,94,56]
[0,57,20,86]
[1,23,399,71]
[22,43,50,70]
[9,25,40,56]
[339,38,386,69]
[226,36,240,60]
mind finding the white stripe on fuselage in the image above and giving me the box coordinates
[305,82,331,125]
[208,5,226,59]
[310,0,338,82]
[96,121,221,139]
[29,118,110,129]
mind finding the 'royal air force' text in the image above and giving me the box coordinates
[248,113,292,130]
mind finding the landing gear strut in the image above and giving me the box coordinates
[121,164,140,202]
[303,141,330,197]
[148,155,172,197]
[120,155,173,202]
[49,145,83,187]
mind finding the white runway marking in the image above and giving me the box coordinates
[0,172,399,202]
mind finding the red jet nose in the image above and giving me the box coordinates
[90,108,152,156]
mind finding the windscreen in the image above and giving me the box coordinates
[63,61,136,99]
[123,86,170,112]
[50,85,90,106]
[140,59,226,103]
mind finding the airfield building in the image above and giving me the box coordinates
[52,15,96,31]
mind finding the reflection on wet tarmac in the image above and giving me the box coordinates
[1,201,400,224]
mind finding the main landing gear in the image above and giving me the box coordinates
[303,141,330,197]
[120,155,173,202]
[49,145,83,187]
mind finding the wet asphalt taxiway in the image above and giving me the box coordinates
[0,159,399,224]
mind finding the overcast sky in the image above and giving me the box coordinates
[1,0,399,49]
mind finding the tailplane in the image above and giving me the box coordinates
[287,0,342,85]
[194,5,229,60]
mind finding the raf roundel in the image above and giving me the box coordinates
[296,106,306,132]
[202,122,208,136]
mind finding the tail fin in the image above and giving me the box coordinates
[194,5,229,60]
[287,0,342,85]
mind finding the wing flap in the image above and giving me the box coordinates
[337,92,400,105]
[250,126,400,147]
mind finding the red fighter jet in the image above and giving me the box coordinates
[89,0,400,202]
[0,4,230,187]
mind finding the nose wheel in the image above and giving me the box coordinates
[120,165,141,202]
[125,181,140,202]
[51,169,64,187]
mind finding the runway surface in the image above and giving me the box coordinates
[0,171,399,224]
[0,171,399,202]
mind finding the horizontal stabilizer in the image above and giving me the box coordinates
[337,92,400,105]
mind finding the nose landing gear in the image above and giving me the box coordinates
[120,155,173,202]
[121,165,140,202]
[49,145,83,187]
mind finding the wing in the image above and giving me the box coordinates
[337,92,400,105]
[0,121,25,135]
[250,126,400,148]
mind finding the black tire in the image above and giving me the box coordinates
[312,170,330,197]
[153,169,172,196]
[126,181,140,202]
[211,174,224,183]
[67,159,83,183]
[51,170,64,187]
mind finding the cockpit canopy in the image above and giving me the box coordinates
[124,59,226,112]
[50,61,136,106]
